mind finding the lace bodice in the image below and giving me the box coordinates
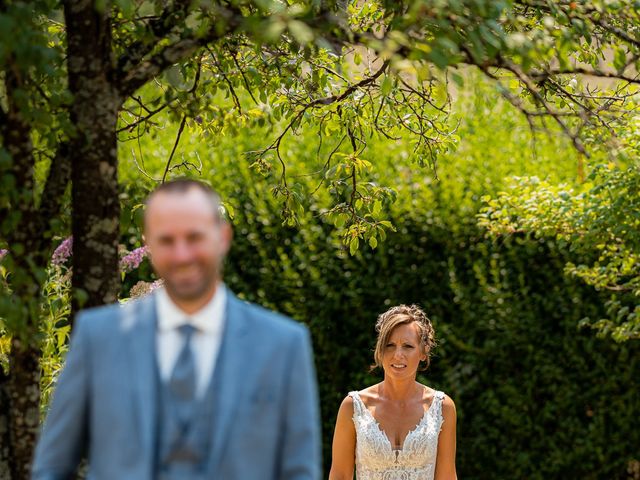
[349,389,445,480]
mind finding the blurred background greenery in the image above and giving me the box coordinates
[29,76,639,479]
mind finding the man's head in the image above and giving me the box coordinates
[144,179,232,309]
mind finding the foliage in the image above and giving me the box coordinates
[0,260,10,373]
[479,94,640,341]
[1,0,638,340]
[1,0,639,336]
[0,242,153,414]
[219,100,640,478]
[118,0,640,255]
[38,264,71,415]
[109,80,640,478]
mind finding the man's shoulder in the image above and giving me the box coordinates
[76,302,120,327]
[75,294,154,335]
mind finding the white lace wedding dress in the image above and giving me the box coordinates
[349,390,445,480]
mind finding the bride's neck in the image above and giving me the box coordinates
[379,378,419,401]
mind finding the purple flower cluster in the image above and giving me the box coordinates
[51,237,73,266]
[119,246,149,273]
[0,249,8,261]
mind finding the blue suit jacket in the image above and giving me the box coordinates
[32,289,321,480]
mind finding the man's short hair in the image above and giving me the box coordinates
[144,178,225,223]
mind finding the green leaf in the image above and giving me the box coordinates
[381,76,393,96]
[222,201,235,220]
[429,49,450,70]
[349,236,359,255]
[289,20,314,44]
[613,47,628,72]
[451,71,464,87]
[165,65,186,90]
[114,0,136,19]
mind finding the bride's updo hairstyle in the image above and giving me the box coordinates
[372,304,436,372]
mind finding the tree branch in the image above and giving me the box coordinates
[527,67,640,85]
[592,16,640,49]
[307,60,390,108]
[504,61,588,156]
[116,0,193,75]
[162,115,187,183]
[117,101,172,133]
[117,13,243,98]
[247,60,390,165]
[230,49,259,106]
[207,47,242,113]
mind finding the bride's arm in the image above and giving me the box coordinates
[328,396,356,480]
[434,394,458,480]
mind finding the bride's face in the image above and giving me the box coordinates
[382,322,427,379]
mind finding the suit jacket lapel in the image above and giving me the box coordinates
[125,293,158,467]
[209,291,251,473]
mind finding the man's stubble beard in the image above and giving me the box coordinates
[162,261,222,302]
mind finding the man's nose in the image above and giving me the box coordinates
[171,240,194,262]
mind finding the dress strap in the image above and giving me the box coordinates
[431,390,446,426]
[348,391,367,417]
[432,390,445,409]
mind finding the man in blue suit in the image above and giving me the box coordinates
[32,179,321,480]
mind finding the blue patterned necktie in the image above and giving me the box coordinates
[166,323,198,462]
[169,323,197,407]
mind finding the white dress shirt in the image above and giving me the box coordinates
[155,284,227,398]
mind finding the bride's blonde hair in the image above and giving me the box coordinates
[372,304,436,372]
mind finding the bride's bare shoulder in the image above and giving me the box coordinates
[419,383,456,415]
[440,392,456,417]
[419,383,453,406]
[336,391,362,418]
[353,383,382,407]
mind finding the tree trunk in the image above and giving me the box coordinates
[64,1,122,311]
[0,337,41,480]
[0,367,12,479]
[1,129,72,480]
[4,343,40,480]
[1,37,48,480]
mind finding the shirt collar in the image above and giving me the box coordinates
[155,282,227,334]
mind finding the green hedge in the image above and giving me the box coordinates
[217,182,640,479]
[117,81,640,478]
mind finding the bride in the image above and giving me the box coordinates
[329,305,457,480]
